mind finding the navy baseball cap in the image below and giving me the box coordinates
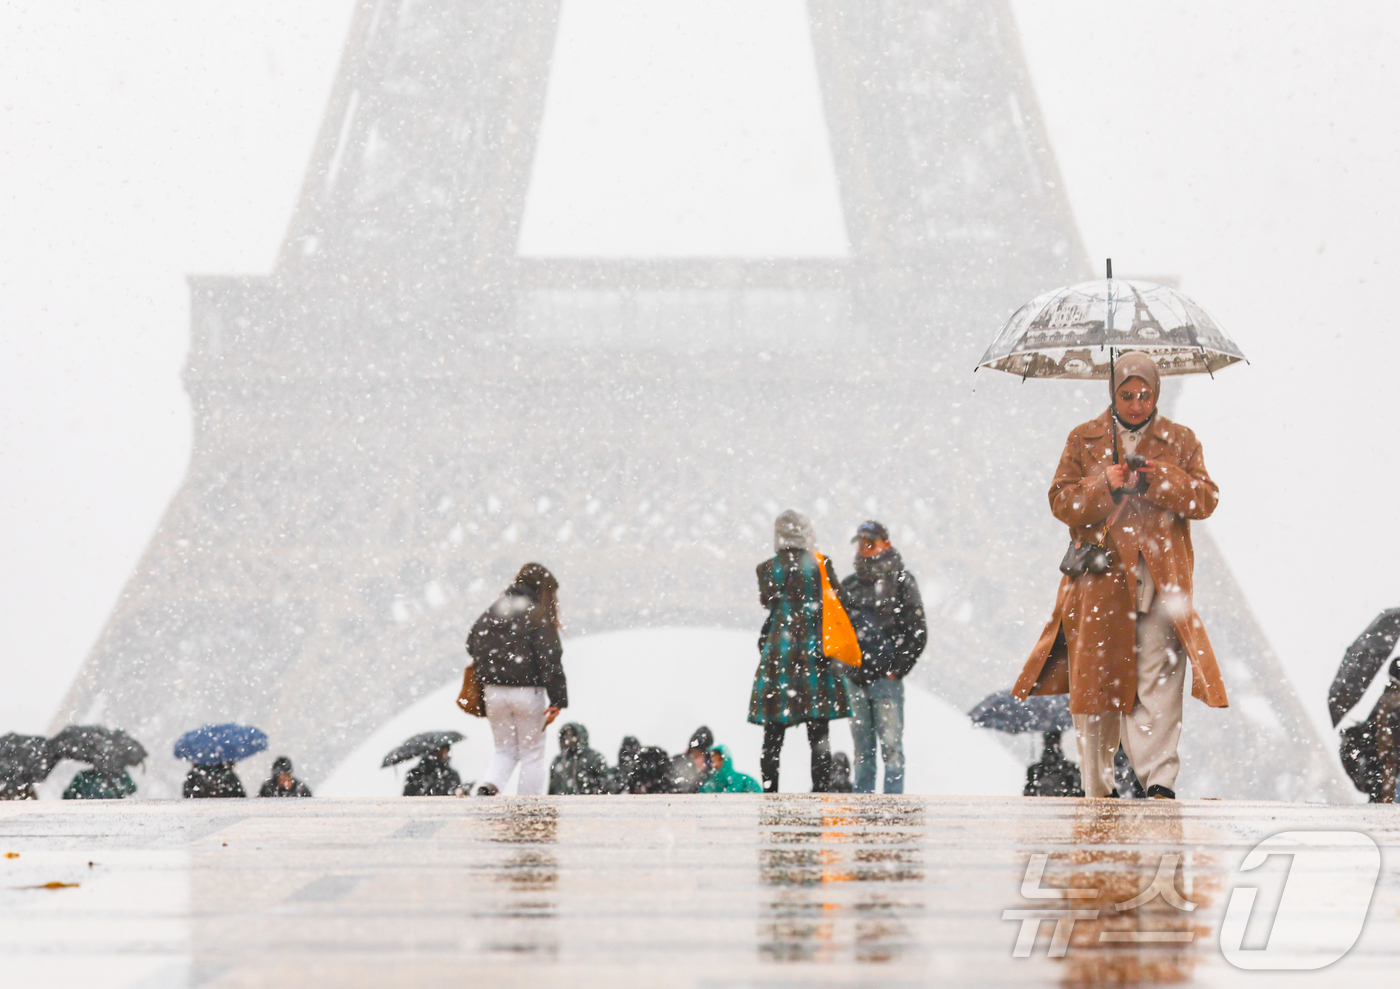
[851,520,890,543]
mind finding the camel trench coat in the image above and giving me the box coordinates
[1012,410,1229,714]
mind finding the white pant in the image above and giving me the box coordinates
[482,685,549,795]
[1072,595,1186,797]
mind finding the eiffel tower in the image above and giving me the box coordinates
[58,0,1346,799]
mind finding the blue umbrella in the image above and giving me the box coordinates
[173,723,268,766]
[968,690,1073,734]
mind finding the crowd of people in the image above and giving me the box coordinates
[6,352,1399,803]
[458,515,926,797]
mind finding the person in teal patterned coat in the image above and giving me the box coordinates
[749,509,852,793]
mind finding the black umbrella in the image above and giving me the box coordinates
[47,725,149,776]
[381,731,464,768]
[1327,609,1400,726]
[969,690,1073,734]
[0,733,58,785]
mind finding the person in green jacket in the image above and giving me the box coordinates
[699,745,762,794]
[62,768,137,800]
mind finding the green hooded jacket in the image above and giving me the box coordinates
[62,768,137,800]
[549,723,612,795]
[699,745,762,794]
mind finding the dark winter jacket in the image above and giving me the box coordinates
[1023,736,1085,797]
[402,752,461,796]
[828,752,853,793]
[668,752,709,793]
[840,548,926,684]
[612,736,641,794]
[259,776,312,798]
[749,550,852,726]
[628,746,675,794]
[258,756,311,797]
[467,587,568,708]
[183,762,246,799]
[549,723,612,795]
[63,768,137,800]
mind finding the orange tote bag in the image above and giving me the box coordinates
[815,553,862,668]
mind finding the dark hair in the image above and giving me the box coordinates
[514,562,561,630]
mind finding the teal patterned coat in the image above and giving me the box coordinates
[748,549,853,726]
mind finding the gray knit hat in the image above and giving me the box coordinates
[774,509,816,552]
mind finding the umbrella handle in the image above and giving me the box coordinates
[1108,347,1120,464]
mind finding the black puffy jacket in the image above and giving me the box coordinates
[467,587,568,708]
[839,549,927,681]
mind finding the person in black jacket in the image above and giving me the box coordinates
[840,521,927,794]
[1023,731,1085,797]
[258,756,312,798]
[183,761,246,798]
[403,746,463,796]
[467,563,568,796]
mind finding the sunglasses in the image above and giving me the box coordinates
[1116,390,1154,402]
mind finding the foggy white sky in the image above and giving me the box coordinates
[1,1,1397,743]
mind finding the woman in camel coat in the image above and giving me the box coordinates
[1012,352,1227,799]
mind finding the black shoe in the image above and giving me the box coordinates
[1146,785,1176,800]
[474,782,499,797]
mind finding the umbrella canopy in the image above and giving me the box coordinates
[0,733,58,785]
[969,690,1073,734]
[978,275,1246,380]
[1328,608,1400,726]
[173,723,268,766]
[47,725,148,776]
[381,731,464,768]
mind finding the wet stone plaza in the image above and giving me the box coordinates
[2,795,1399,987]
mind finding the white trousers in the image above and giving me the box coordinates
[481,685,549,795]
[1072,595,1186,797]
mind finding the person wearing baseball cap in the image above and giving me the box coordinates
[840,520,927,793]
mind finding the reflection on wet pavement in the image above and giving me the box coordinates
[1,795,1398,987]
[1043,802,1213,985]
[481,800,558,959]
[758,799,925,964]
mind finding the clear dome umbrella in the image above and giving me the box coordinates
[976,260,1247,384]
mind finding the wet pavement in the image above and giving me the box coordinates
[2,795,1398,987]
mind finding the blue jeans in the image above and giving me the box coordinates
[846,676,904,793]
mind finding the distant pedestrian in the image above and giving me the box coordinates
[750,510,853,793]
[699,745,762,794]
[549,723,611,795]
[612,736,641,794]
[840,520,926,794]
[183,761,246,798]
[62,768,137,800]
[1023,731,1085,797]
[669,726,714,793]
[467,563,568,796]
[403,746,462,796]
[259,756,312,798]
[1013,352,1227,799]
[828,752,853,793]
[1366,655,1400,801]
[627,745,674,794]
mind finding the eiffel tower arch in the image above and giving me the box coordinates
[58,0,1346,800]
